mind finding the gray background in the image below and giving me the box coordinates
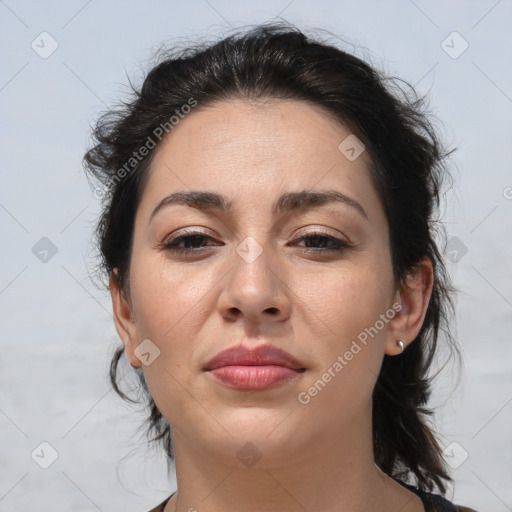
[1,1,511,511]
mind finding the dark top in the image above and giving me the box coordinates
[147,480,478,512]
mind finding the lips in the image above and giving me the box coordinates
[204,344,305,391]
[204,344,304,371]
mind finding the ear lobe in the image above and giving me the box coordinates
[385,257,434,356]
[110,270,141,368]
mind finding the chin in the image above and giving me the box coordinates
[205,416,309,467]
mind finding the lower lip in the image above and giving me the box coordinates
[207,365,303,390]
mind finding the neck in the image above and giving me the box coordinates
[164,413,417,512]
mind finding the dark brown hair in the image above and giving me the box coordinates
[83,22,459,493]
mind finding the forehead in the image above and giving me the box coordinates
[139,98,381,220]
[151,98,365,169]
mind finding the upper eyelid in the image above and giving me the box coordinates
[165,227,217,239]
[152,204,361,241]
[293,226,344,238]
[167,226,344,237]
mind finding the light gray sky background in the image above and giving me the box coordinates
[1,1,511,511]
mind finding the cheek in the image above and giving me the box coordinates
[297,274,390,420]
[129,262,206,417]
[129,257,212,340]
[297,261,393,405]
[305,262,393,340]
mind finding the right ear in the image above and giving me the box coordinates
[110,269,141,368]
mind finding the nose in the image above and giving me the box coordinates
[217,239,292,325]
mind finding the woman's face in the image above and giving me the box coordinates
[112,99,411,467]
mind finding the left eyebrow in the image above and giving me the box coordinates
[272,189,368,221]
[148,188,368,226]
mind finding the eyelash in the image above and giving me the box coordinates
[159,230,351,256]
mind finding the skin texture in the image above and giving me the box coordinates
[110,99,433,512]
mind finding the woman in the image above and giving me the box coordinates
[83,23,477,512]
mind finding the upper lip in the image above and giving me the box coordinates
[204,344,305,371]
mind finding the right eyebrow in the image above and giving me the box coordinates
[149,191,233,225]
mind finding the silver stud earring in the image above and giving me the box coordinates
[397,340,405,353]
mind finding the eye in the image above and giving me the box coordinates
[291,230,351,253]
[158,229,351,257]
[158,231,221,255]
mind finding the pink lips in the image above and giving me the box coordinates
[204,344,305,391]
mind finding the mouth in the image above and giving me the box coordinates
[204,344,306,391]
[207,365,305,391]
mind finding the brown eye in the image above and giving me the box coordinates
[292,231,351,252]
[159,231,221,255]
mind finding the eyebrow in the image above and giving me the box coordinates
[148,189,368,225]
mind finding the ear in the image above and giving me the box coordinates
[385,256,434,356]
[110,269,141,368]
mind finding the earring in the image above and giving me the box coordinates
[397,340,405,353]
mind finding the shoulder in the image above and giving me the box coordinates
[146,493,173,512]
[145,488,480,512]
[394,478,479,512]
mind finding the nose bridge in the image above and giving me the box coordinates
[233,235,277,299]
